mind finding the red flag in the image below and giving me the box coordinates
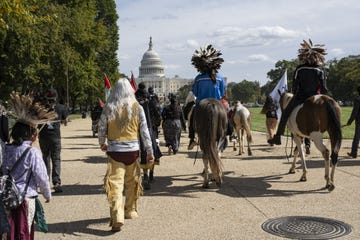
[103,74,111,89]
[130,72,137,92]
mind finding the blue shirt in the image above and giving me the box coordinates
[192,73,226,105]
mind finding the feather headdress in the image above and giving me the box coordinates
[298,39,327,65]
[191,45,224,74]
[7,92,57,128]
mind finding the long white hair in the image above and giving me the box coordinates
[103,78,138,122]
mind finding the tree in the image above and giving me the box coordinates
[231,80,261,103]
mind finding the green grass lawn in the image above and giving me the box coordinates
[248,106,355,139]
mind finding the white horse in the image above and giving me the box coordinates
[232,101,253,156]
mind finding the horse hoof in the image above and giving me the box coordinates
[248,151,252,156]
[202,184,209,189]
[288,169,295,174]
[233,147,237,151]
[300,177,307,182]
[326,184,335,191]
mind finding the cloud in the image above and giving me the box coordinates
[329,48,345,56]
[247,54,271,62]
[209,26,305,48]
[152,14,178,20]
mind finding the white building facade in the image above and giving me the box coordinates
[137,37,193,100]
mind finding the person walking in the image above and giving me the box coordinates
[135,83,162,190]
[98,78,154,232]
[188,45,226,150]
[38,89,68,193]
[346,85,360,158]
[268,39,328,145]
[162,95,186,154]
[261,96,278,144]
[1,93,52,240]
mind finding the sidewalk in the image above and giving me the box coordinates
[35,118,360,240]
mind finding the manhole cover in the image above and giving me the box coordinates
[262,216,352,239]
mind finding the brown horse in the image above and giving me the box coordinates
[194,98,227,188]
[232,101,253,156]
[279,92,342,191]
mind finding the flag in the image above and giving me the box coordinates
[98,98,105,107]
[130,72,137,92]
[103,74,111,89]
[269,69,288,119]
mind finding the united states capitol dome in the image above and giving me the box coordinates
[139,37,165,78]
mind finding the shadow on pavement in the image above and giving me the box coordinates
[36,217,113,237]
[52,184,104,196]
[141,171,329,199]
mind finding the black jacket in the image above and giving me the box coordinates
[292,64,327,101]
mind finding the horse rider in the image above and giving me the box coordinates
[188,44,226,150]
[268,39,328,145]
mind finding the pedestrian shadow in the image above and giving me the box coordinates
[36,217,113,237]
[84,155,107,164]
[63,135,94,139]
[52,183,104,196]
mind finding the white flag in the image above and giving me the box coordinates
[269,69,288,119]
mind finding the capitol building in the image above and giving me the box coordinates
[136,37,193,100]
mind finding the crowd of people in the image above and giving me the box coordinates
[1,39,360,238]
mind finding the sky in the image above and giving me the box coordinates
[115,0,360,86]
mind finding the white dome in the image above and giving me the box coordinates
[139,37,165,78]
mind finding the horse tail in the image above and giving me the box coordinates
[326,99,342,166]
[245,115,253,144]
[198,101,224,182]
[240,110,252,144]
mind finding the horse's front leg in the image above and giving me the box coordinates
[202,158,209,188]
[289,138,298,174]
[289,146,297,174]
[293,137,307,181]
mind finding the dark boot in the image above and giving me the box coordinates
[149,169,154,182]
[143,174,151,190]
[267,134,281,145]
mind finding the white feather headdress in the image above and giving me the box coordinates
[8,92,57,127]
[298,39,327,65]
[191,45,224,74]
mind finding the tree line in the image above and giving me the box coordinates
[0,0,120,110]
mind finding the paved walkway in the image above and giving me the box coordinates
[35,118,360,240]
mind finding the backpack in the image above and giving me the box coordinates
[0,147,31,210]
